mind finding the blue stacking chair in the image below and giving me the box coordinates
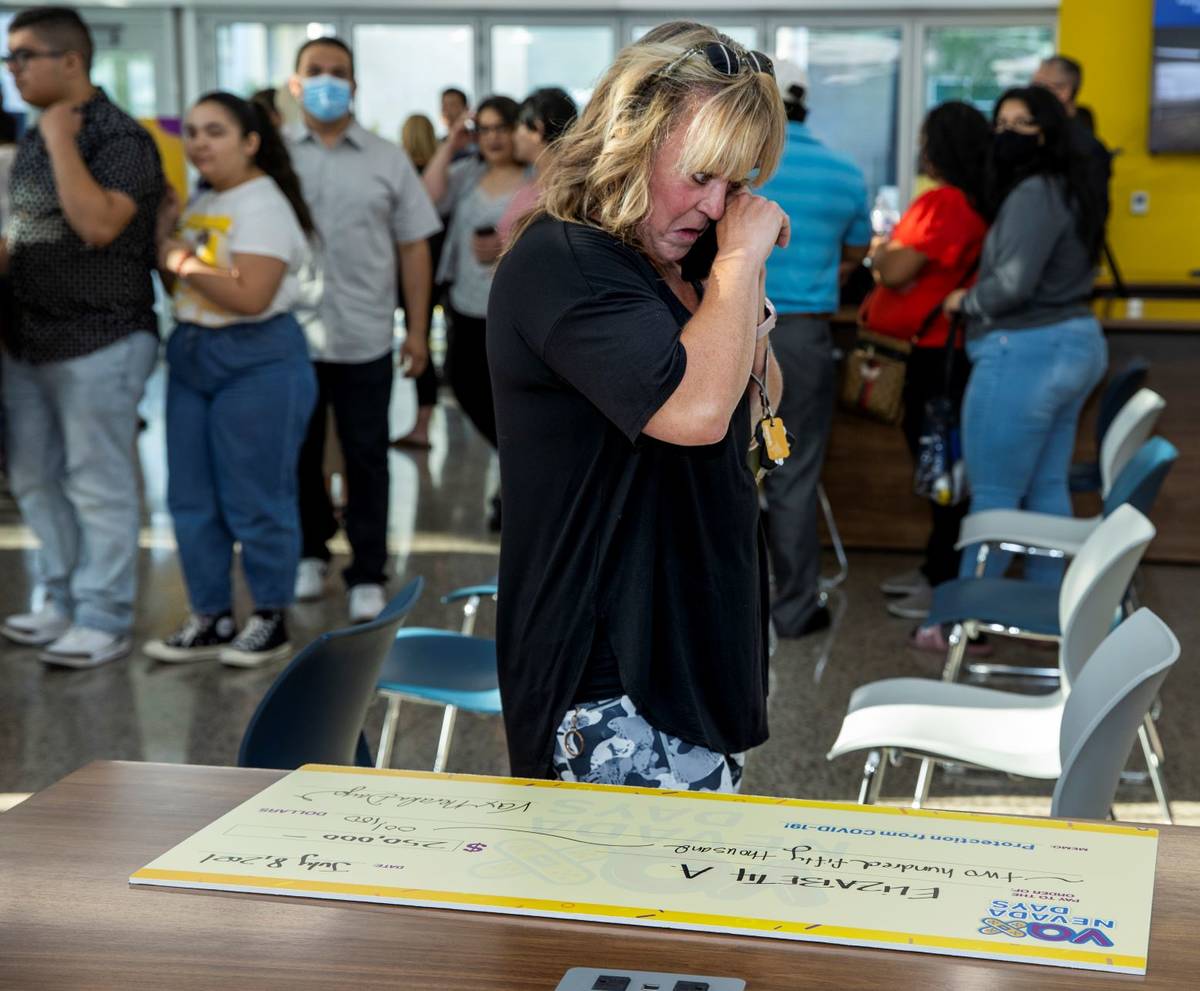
[1069,359,1149,493]
[441,581,498,636]
[957,436,1179,586]
[237,578,424,770]
[932,439,1178,676]
[374,628,501,772]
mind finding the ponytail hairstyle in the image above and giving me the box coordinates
[194,90,316,237]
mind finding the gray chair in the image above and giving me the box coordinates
[933,506,1170,818]
[1052,609,1180,819]
[829,608,1179,822]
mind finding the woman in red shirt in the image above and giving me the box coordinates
[864,101,990,632]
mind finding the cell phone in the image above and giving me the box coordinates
[474,225,496,237]
[680,223,719,282]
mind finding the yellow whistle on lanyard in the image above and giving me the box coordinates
[761,416,790,463]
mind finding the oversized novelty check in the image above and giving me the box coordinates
[130,765,1158,974]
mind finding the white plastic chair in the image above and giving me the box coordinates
[829,608,1179,821]
[830,507,1173,819]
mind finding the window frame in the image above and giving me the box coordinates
[183,4,1056,201]
[481,13,620,109]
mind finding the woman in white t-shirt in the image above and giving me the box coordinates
[144,92,317,668]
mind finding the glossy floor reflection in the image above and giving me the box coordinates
[1,363,1196,825]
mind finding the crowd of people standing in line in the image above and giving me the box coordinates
[0,6,574,668]
[0,8,1112,793]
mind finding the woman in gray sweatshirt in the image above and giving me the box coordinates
[943,85,1107,588]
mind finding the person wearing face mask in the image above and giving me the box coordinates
[285,37,442,623]
[935,85,1106,595]
[145,93,316,667]
[489,23,786,788]
[422,94,530,531]
[496,87,577,247]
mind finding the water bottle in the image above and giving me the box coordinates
[870,186,902,239]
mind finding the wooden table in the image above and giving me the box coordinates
[2,762,1199,989]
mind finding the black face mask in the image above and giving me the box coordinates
[992,129,1042,171]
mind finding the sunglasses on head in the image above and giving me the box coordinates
[660,41,775,80]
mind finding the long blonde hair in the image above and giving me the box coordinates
[401,113,437,171]
[512,22,786,251]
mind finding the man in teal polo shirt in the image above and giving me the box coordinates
[757,61,870,638]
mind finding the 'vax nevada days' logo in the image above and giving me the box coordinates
[978,900,1116,948]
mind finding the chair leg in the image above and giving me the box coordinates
[1144,703,1166,763]
[913,758,935,809]
[376,695,402,770]
[812,587,846,685]
[942,623,969,682]
[433,704,459,773]
[461,596,481,637]
[859,749,888,805]
[973,543,990,578]
[1138,720,1173,824]
[966,662,1060,681]
[817,483,849,591]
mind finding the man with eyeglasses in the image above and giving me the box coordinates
[756,60,871,640]
[0,6,163,667]
[285,36,441,623]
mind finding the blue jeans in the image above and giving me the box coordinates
[166,314,316,614]
[2,332,158,633]
[959,316,1107,584]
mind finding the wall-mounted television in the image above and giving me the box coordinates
[1150,0,1200,152]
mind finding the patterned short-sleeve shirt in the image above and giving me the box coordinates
[5,89,164,364]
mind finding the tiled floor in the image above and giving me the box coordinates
[1,363,1196,826]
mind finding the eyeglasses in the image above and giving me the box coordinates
[2,48,66,70]
[474,123,512,137]
[660,42,775,81]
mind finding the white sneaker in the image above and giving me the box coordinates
[348,583,386,623]
[880,568,928,597]
[39,626,131,668]
[2,602,72,646]
[886,585,934,620]
[294,558,329,601]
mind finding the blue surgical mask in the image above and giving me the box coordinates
[301,75,352,123]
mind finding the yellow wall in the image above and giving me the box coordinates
[1059,0,1200,284]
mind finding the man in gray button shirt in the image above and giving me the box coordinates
[287,36,442,623]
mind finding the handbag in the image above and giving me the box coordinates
[839,329,911,425]
[913,313,968,506]
[842,255,979,426]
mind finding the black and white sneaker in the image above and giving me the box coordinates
[218,611,292,668]
[144,613,236,663]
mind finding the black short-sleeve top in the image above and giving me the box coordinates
[6,89,164,363]
[487,216,770,780]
